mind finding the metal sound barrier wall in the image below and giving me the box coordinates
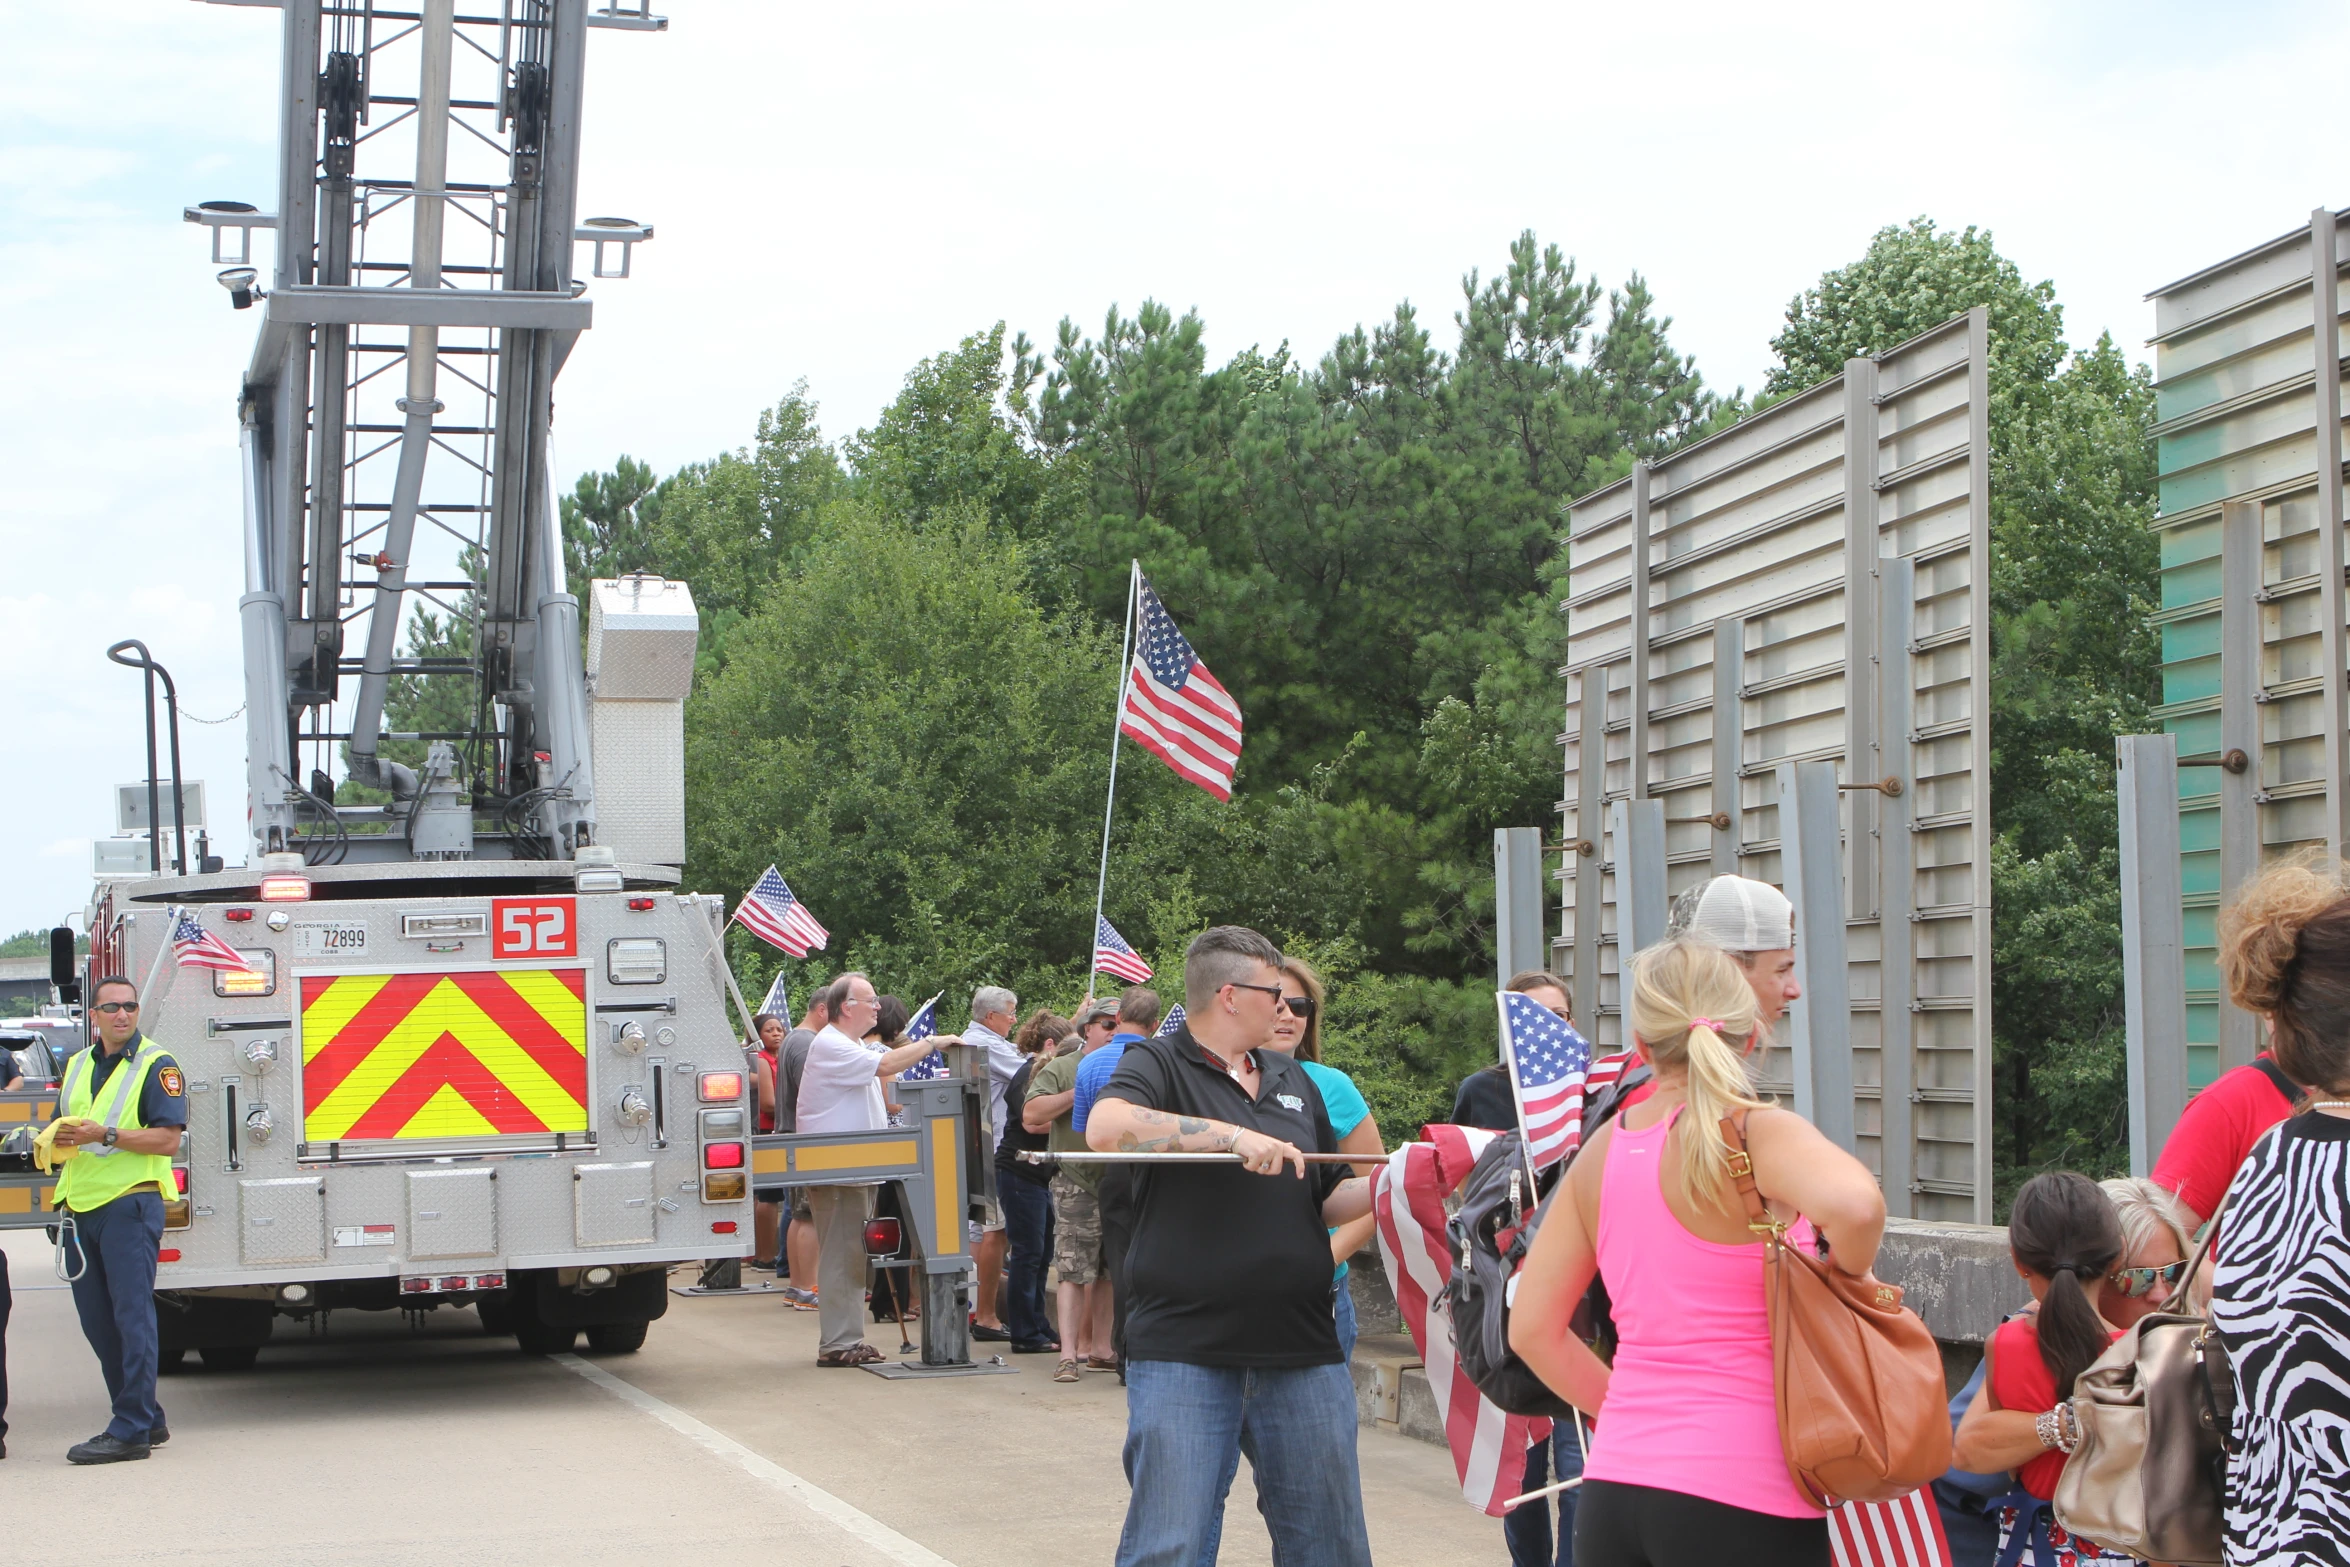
[2146,208,2350,1095]
[1559,309,1993,1222]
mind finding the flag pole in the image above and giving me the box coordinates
[1086,560,1142,1000]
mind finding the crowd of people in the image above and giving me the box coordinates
[732,858,2350,1567]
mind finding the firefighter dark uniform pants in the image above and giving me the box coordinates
[67,1190,166,1443]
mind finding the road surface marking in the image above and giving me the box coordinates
[551,1352,959,1567]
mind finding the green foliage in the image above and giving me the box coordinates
[0,928,84,959]
[1764,217,2158,1198]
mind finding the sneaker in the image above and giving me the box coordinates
[68,1434,151,1465]
[781,1286,819,1311]
[149,1423,170,1448]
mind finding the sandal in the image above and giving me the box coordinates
[817,1343,887,1368]
[1085,1356,1119,1372]
[1054,1358,1083,1383]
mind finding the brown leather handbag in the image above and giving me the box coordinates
[1723,1115,1954,1506]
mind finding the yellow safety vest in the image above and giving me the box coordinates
[56,1038,176,1212]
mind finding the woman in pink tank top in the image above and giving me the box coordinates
[1509,937,1887,1567]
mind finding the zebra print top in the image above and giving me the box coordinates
[2210,1109,2350,1566]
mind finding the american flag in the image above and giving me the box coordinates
[1093,918,1154,984]
[1832,1491,1950,1567]
[171,907,257,975]
[896,993,948,1081]
[1120,576,1244,801]
[1372,1124,1550,1515]
[756,970,789,1024]
[1154,1003,1186,1038]
[732,866,830,957]
[1499,991,1593,1171]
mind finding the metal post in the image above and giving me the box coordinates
[2118,734,2190,1176]
[1965,305,1995,1223]
[1609,797,1668,955]
[2218,499,2264,1072]
[1494,828,1547,985]
[1629,462,1652,800]
[1778,759,1854,1149]
[1876,556,1916,1215]
[1843,358,1881,917]
[1573,667,1606,1032]
[2314,208,2348,864]
[1711,620,1742,877]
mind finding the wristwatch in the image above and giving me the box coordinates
[102,1125,119,1148]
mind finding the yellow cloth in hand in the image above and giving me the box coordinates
[34,1117,91,1173]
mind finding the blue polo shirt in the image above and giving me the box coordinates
[1072,1031,1145,1135]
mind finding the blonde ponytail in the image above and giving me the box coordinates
[1627,937,1766,1211]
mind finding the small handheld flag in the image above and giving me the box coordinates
[756,970,790,1025]
[733,866,830,957]
[1120,577,1244,800]
[1154,1003,1186,1038]
[1498,991,1593,1172]
[1093,918,1154,984]
[897,993,949,1081]
[171,908,257,976]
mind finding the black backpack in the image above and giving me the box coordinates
[1444,1061,1650,1417]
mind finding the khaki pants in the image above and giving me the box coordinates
[805,1185,874,1355]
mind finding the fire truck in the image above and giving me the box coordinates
[0,0,761,1366]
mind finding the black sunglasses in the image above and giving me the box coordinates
[94,1001,141,1015]
[1279,994,1316,1019]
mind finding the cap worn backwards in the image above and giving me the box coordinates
[1671,874,1794,953]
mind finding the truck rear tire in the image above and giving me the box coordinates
[584,1319,648,1353]
[201,1344,262,1372]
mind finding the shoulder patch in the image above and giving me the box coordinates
[158,1067,186,1097]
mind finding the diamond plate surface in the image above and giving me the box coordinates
[573,1160,658,1247]
[239,1176,327,1265]
[407,1165,499,1258]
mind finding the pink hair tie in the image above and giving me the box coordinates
[1689,1018,1723,1032]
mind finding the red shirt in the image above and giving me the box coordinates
[1988,1315,2120,1499]
[2150,1054,2296,1222]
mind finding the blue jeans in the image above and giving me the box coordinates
[1333,1278,1357,1362]
[1504,1413,1586,1567]
[65,1191,166,1443]
[1120,1359,1371,1567]
[999,1174,1055,1344]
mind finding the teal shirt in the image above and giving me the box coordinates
[1300,1059,1369,1280]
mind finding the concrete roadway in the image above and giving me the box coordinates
[1,1233,1500,1565]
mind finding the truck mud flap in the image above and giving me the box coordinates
[527,1267,670,1327]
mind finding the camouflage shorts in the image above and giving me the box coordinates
[1049,1172,1105,1284]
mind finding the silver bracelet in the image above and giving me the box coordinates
[2035,1409,2061,1450]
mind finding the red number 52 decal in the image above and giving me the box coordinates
[491,897,576,958]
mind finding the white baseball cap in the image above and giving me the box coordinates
[1674,875,1794,952]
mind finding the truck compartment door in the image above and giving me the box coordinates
[239,1176,327,1265]
[407,1166,498,1258]
[572,1161,657,1247]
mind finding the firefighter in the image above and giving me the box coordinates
[48,974,186,1464]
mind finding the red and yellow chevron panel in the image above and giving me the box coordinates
[300,968,588,1140]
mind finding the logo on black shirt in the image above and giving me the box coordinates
[1276,1093,1303,1111]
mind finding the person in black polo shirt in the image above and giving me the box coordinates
[1087,925,1374,1567]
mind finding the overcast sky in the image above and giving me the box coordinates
[1,0,2343,940]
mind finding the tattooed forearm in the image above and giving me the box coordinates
[1108,1105,1236,1153]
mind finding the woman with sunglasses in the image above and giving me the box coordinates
[1266,957,1383,1361]
[2096,1177,2194,1330]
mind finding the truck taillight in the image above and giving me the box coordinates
[711,1220,738,1234]
[626,897,655,911]
[258,873,311,902]
[703,1141,744,1169]
[158,1248,181,1263]
[224,907,254,922]
[172,1168,188,1194]
[703,1173,746,1201]
[864,1217,901,1258]
[699,1071,741,1102]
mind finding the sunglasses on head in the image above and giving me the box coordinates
[2107,1259,2188,1298]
